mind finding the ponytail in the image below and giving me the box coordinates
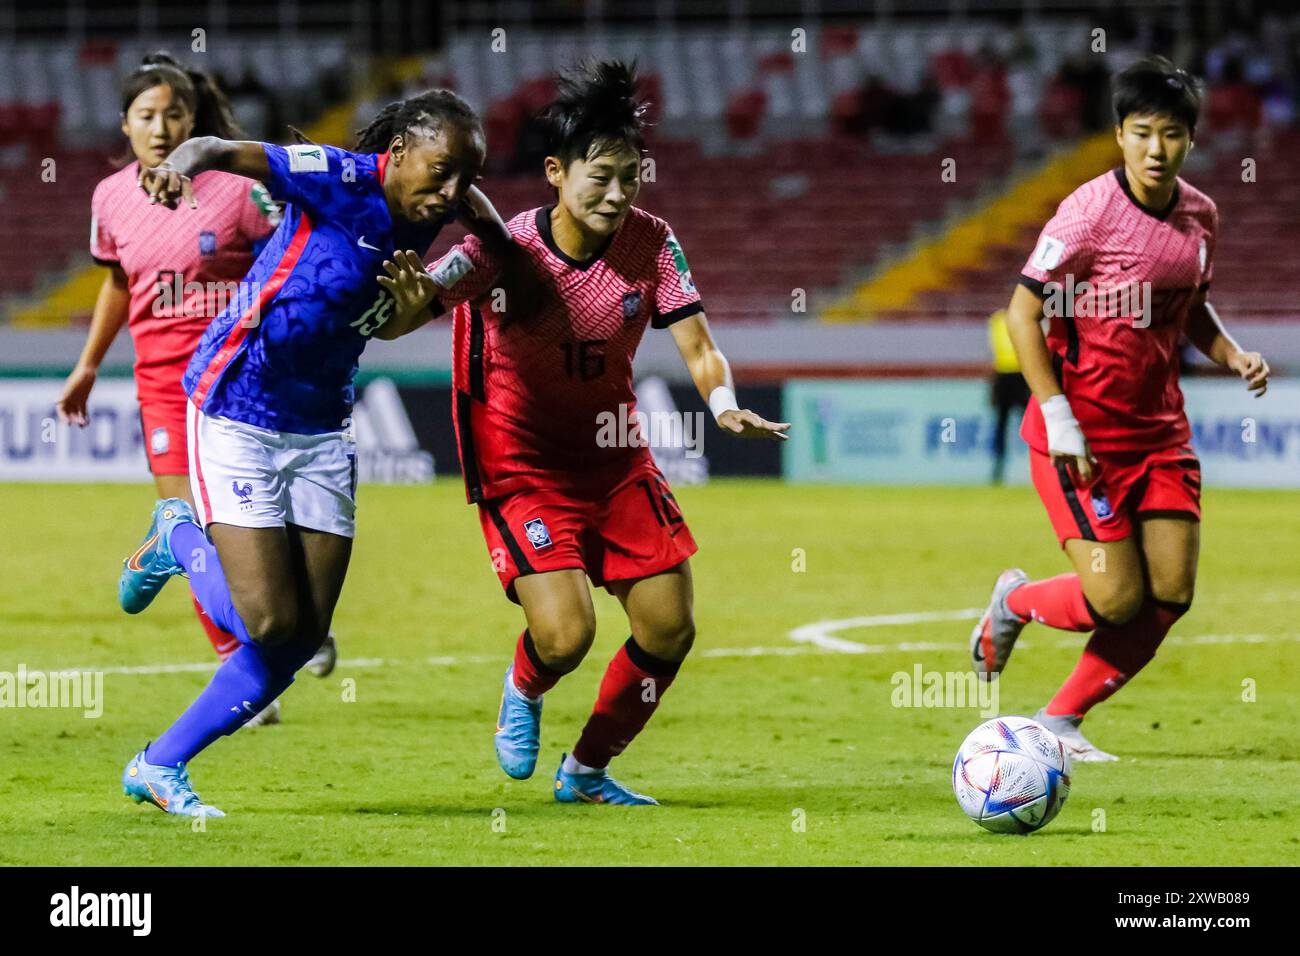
[183,63,244,140]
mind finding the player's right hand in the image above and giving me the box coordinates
[1041,394,1095,482]
[138,163,196,209]
[1051,444,1095,484]
[57,365,96,427]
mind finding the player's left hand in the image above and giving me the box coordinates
[1228,350,1270,397]
[717,409,791,441]
[377,250,438,320]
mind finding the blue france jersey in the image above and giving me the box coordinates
[183,143,451,434]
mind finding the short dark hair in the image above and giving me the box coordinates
[541,59,648,167]
[1112,55,1203,134]
[354,89,482,153]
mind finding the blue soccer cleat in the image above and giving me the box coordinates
[122,750,225,818]
[494,666,542,779]
[119,498,196,614]
[553,754,659,806]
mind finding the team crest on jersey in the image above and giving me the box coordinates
[1091,490,1114,521]
[150,427,169,456]
[199,231,217,257]
[622,290,642,320]
[522,517,552,550]
[232,480,254,510]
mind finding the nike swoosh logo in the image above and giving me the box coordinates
[126,533,158,572]
[495,689,507,735]
[357,236,381,251]
[143,781,169,809]
[1120,262,1137,270]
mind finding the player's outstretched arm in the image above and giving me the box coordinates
[670,312,790,440]
[138,137,272,208]
[1186,300,1270,397]
[457,185,513,252]
[373,250,440,340]
[1005,283,1095,481]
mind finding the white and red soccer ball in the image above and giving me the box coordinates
[953,716,1072,834]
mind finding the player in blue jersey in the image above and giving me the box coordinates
[117,90,510,817]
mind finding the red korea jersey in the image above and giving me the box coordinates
[428,205,704,501]
[1018,167,1217,454]
[90,162,278,405]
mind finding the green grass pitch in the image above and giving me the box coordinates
[1,479,1297,866]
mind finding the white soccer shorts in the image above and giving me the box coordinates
[186,400,358,538]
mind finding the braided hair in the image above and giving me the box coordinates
[354,89,481,153]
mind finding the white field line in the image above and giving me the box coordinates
[789,608,984,653]
[21,607,1299,677]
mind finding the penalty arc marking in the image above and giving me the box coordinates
[22,613,1300,677]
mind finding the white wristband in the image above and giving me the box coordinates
[1040,394,1087,458]
[708,385,740,421]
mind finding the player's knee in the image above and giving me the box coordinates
[243,603,299,646]
[529,618,596,672]
[635,614,696,663]
[1148,581,1195,609]
[1088,582,1144,627]
[660,617,696,659]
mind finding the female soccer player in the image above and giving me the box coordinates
[377,61,790,804]
[55,53,334,691]
[115,89,510,816]
[969,57,1270,760]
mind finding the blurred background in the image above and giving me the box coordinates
[2,0,1298,488]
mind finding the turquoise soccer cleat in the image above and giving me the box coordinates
[122,750,226,818]
[553,754,659,806]
[494,666,542,779]
[118,498,196,614]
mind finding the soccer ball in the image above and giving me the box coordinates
[952,716,1072,834]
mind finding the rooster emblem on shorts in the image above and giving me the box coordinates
[232,480,254,507]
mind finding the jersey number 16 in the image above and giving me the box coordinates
[560,339,606,381]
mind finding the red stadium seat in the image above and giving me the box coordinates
[724,89,767,140]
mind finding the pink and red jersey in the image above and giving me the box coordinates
[90,162,277,405]
[1018,167,1217,454]
[428,205,704,501]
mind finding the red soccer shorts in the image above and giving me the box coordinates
[1030,442,1201,547]
[139,397,190,476]
[477,462,698,602]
